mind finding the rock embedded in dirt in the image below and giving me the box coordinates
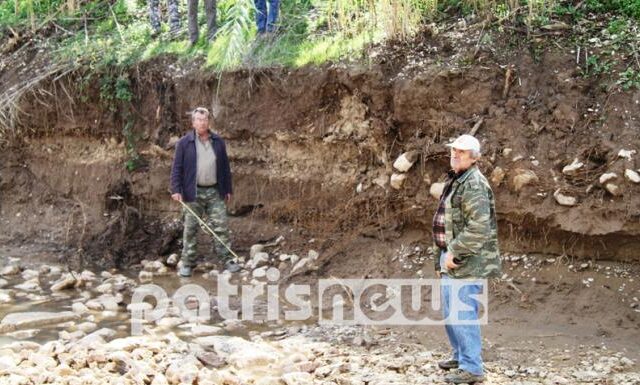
[605,183,622,196]
[390,173,407,189]
[392,151,418,172]
[250,252,270,269]
[624,169,640,183]
[308,250,319,261]
[599,172,618,184]
[429,183,445,199]
[491,167,506,186]
[562,158,584,175]
[618,149,636,160]
[554,189,577,206]
[511,169,539,192]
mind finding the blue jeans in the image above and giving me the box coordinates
[440,251,484,375]
[254,0,279,33]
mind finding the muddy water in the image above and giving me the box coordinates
[0,258,311,347]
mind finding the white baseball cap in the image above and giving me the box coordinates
[446,134,481,153]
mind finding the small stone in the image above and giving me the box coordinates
[166,253,179,266]
[253,266,268,278]
[503,148,513,157]
[429,183,445,199]
[308,250,319,261]
[554,189,577,206]
[390,173,407,189]
[251,252,270,269]
[7,329,41,339]
[1,265,20,276]
[71,302,89,314]
[624,169,640,183]
[599,172,617,184]
[51,274,77,291]
[139,271,153,283]
[605,183,622,196]
[21,269,39,281]
[562,158,583,175]
[618,149,636,160]
[192,325,223,337]
[281,371,314,385]
[250,244,265,259]
[491,167,505,186]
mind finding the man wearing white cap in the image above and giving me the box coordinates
[431,134,501,384]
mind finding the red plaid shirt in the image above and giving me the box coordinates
[432,171,460,249]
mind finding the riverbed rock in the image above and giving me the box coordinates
[71,302,89,314]
[1,264,20,276]
[6,329,41,340]
[250,244,265,259]
[166,253,179,266]
[21,269,39,281]
[192,325,223,337]
[250,252,270,269]
[51,274,77,291]
[1,311,79,329]
[139,271,153,283]
[14,278,41,292]
[282,371,314,385]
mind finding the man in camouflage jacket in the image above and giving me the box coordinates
[432,134,501,384]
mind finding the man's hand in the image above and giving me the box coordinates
[444,252,460,270]
[225,194,232,205]
[171,193,183,202]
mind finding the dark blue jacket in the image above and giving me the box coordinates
[170,130,233,202]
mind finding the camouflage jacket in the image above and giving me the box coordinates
[434,165,501,279]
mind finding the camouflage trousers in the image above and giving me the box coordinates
[149,0,181,34]
[181,186,231,267]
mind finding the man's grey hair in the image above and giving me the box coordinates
[471,150,481,159]
[191,107,210,120]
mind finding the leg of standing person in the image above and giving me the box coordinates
[181,196,206,273]
[254,0,267,34]
[204,0,217,42]
[149,0,161,36]
[266,0,279,33]
[188,0,200,44]
[167,0,182,37]
[202,188,232,262]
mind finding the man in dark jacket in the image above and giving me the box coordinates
[170,107,240,276]
[432,134,501,384]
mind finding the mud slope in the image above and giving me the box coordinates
[1,44,639,267]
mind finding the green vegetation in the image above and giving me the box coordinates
[0,0,638,78]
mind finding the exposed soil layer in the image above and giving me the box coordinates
[1,26,640,271]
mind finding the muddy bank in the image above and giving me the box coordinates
[1,39,640,267]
